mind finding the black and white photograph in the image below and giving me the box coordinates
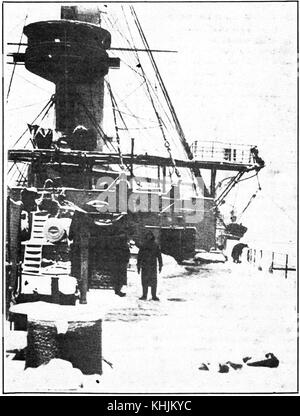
[1,0,298,396]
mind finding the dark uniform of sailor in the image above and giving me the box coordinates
[137,231,162,301]
[111,238,130,297]
[231,243,248,263]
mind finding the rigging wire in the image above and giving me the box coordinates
[129,6,202,194]
[18,163,29,185]
[111,107,157,123]
[118,57,145,79]
[12,161,28,185]
[103,12,140,75]
[104,9,176,156]
[89,84,98,124]
[104,13,155,129]
[105,69,162,153]
[6,13,28,102]
[23,98,56,148]
[130,7,191,158]
[114,10,171,114]
[219,170,262,222]
[256,172,261,190]
[14,72,53,93]
[216,175,236,190]
[121,8,184,156]
[108,9,170,154]
[234,172,295,226]
[117,79,146,104]
[236,172,261,183]
[7,99,50,112]
[217,170,261,211]
[12,95,55,148]
[106,81,125,169]
[234,187,259,215]
[215,171,245,206]
[122,6,180,177]
[75,88,137,173]
[108,87,161,151]
[261,191,296,225]
[109,45,180,142]
[8,161,18,175]
[117,126,161,130]
[74,91,117,153]
[232,173,241,212]
[105,79,140,176]
[237,189,260,221]
[6,15,28,36]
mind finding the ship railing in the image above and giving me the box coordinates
[246,247,296,279]
[191,140,255,165]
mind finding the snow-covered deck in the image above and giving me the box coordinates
[4,257,298,394]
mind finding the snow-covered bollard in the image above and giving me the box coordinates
[10,302,104,375]
[26,319,60,368]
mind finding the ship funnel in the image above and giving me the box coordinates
[13,5,120,150]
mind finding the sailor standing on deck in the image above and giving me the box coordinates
[137,231,162,301]
[111,235,130,297]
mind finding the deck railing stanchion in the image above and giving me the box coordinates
[269,251,274,273]
[285,254,289,279]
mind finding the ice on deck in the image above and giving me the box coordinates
[4,256,297,393]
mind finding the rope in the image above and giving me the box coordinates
[237,189,260,221]
[216,175,236,189]
[256,172,262,190]
[215,171,245,206]
[236,172,260,183]
[225,171,261,221]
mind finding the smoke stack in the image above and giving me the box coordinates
[13,5,119,150]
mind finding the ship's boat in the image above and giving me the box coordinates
[225,222,248,239]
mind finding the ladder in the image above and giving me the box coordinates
[31,211,49,241]
[22,244,43,275]
[22,211,49,275]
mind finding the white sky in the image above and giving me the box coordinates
[2,1,298,251]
